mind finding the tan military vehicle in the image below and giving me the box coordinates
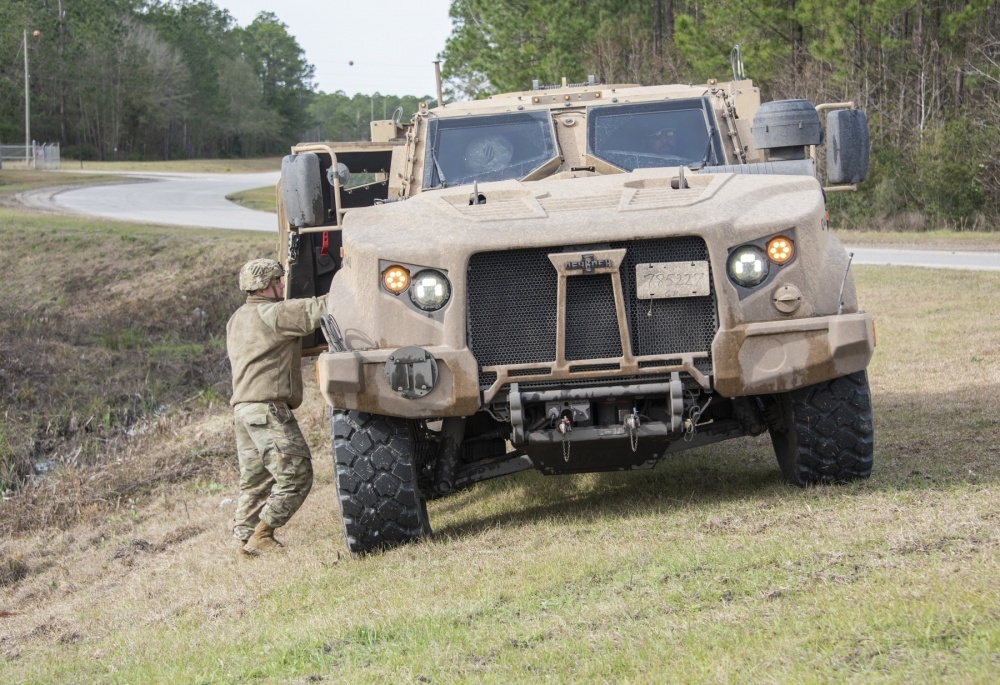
[278,69,875,555]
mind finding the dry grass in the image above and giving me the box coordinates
[0,208,275,519]
[0,214,998,681]
[0,170,122,199]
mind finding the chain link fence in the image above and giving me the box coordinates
[0,142,61,170]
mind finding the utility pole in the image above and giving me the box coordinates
[24,29,31,168]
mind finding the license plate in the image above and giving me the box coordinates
[636,261,710,299]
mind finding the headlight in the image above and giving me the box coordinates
[727,246,769,287]
[409,270,451,311]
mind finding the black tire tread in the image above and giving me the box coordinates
[331,410,428,554]
[770,371,874,486]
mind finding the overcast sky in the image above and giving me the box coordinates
[213,0,455,97]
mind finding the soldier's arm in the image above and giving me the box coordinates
[260,294,329,337]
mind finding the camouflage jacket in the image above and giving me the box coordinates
[226,294,328,408]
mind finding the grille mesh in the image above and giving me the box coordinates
[611,237,717,358]
[565,274,622,361]
[467,248,557,387]
[467,237,717,389]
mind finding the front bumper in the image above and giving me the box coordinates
[712,311,875,396]
[316,311,874,417]
[317,346,482,417]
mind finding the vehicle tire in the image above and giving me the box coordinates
[768,371,874,486]
[331,409,430,554]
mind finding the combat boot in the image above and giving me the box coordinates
[243,520,283,553]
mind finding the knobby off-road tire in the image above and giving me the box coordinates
[768,371,874,486]
[331,409,430,555]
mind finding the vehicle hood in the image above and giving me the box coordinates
[342,167,824,255]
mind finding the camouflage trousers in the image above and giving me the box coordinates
[232,402,313,540]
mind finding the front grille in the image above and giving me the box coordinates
[467,237,717,389]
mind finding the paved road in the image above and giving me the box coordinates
[50,171,279,231]
[37,173,1000,270]
[844,246,999,271]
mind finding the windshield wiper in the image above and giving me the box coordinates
[690,137,714,170]
[430,148,448,188]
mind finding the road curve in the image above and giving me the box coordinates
[51,171,279,232]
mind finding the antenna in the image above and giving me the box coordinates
[434,60,444,108]
[837,252,855,315]
[730,45,745,81]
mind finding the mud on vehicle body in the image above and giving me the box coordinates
[278,69,875,555]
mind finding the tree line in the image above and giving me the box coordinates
[442,0,1000,228]
[2,0,997,227]
[0,1,431,160]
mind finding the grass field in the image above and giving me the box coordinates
[0,187,999,682]
[0,169,122,197]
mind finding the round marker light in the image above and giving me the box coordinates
[767,236,794,264]
[383,265,410,294]
[409,270,451,311]
[727,245,769,288]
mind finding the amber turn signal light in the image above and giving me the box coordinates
[766,236,794,264]
[383,265,410,294]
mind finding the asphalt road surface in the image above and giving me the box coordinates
[42,173,1000,270]
[51,171,280,231]
[844,246,999,271]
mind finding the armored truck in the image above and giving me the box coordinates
[277,74,875,555]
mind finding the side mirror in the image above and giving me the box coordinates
[281,153,324,228]
[827,110,870,184]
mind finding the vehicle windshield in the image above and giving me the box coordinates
[423,111,556,189]
[587,98,725,171]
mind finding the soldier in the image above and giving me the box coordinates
[645,125,679,157]
[226,258,328,555]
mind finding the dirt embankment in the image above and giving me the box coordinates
[0,206,314,665]
[0,215,275,527]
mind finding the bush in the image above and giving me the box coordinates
[913,119,998,226]
[829,119,1000,231]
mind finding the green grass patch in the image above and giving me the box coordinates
[225,185,276,213]
[147,342,206,359]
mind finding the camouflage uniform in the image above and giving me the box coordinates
[227,259,328,541]
[230,401,314,540]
